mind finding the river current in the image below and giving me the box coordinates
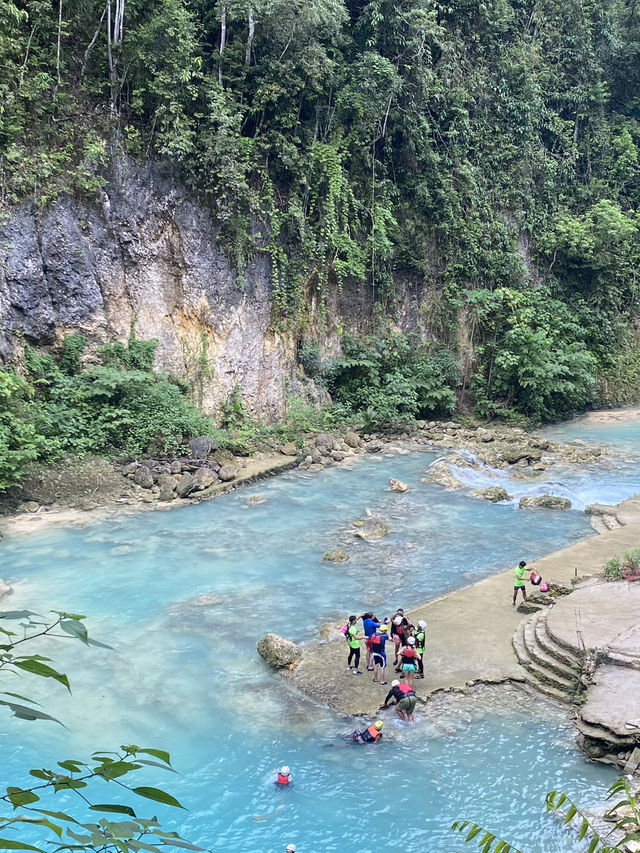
[1,414,639,852]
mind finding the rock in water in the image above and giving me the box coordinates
[475,486,511,502]
[424,458,466,490]
[389,478,409,493]
[519,495,571,510]
[353,515,390,541]
[257,634,303,669]
[323,549,350,563]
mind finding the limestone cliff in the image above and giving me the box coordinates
[0,161,306,419]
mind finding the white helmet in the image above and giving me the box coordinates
[280,766,291,776]
[391,679,400,687]
[418,620,427,629]
[286,846,296,852]
[407,636,416,645]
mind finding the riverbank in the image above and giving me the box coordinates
[0,453,298,540]
[288,493,640,717]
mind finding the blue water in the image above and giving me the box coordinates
[2,417,639,852]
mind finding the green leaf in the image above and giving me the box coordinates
[135,760,177,773]
[6,788,40,808]
[12,661,70,692]
[0,839,43,851]
[96,761,141,780]
[57,761,85,773]
[88,805,137,818]
[0,700,64,725]
[131,788,184,809]
[157,839,205,850]
[32,809,79,824]
[0,612,40,621]
[86,637,114,650]
[138,749,172,767]
[59,621,88,644]
[28,771,52,781]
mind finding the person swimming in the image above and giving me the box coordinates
[277,765,291,786]
[352,720,384,743]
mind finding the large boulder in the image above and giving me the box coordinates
[500,448,543,464]
[176,472,197,498]
[189,436,217,459]
[353,515,390,541]
[218,465,239,482]
[280,442,298,457]
[344,431,362,449]
[257,634,303,670]
[194,467,218,490]
[475,486,511,503]
[519,495,571,510]
[133,465,154,489]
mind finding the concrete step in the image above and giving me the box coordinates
[512,623,576,697]
[534,609,584,668]
[523,615,581,681]
[522,672,575,704]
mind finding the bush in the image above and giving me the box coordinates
[328,331,459,430]
[603,556,623,580]
[622,549,640,577]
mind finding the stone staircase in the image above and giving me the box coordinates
[512,608,583,702]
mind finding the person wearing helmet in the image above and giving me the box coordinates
[415,620,427,679]
[369,623,389,684]
[352,720,384,743]
[380,679,417,722]
[390,609,409,665]
[286,845,296,852]
[361,611,381,670]
[396,635,420,688]
[276,766,292,786]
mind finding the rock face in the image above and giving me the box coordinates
[476,487,511,502]
[424,458,467,490]
[257,634,303,669]
[519,495,571,510]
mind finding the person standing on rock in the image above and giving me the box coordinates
[390,610,409,665]
[415,620,427,679]
[370,623,389,684]
[380,680,417,722]
[361,611,381,670]
[397,636,420,688]
[513,560,528,607]
[346,615,364,675]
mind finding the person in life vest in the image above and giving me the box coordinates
[352,720,384,744]
[370,623,389,684]
[397,636,420,688]
[390,609,409,665]
[381,680,417,722]
[286,846,296,852]
[414,620,427,679]
[513,560,528,607]
[276,766,291,786]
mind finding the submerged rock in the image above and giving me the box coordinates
[353,515,390,541]
[475,486,511,503]
[424,458,467,490]
[257,634,303,670]
[323,549,350,563]
[519,495,571,510]
[389,478,409,492]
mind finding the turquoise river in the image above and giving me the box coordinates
[1,414,640,852]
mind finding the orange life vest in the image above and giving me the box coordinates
[398,683,414,695]
[277,773,291,785]
[366,725,382,741]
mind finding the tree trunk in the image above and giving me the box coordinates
[219,5,226,85]
[245,8,254,67]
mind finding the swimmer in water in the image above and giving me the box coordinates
[276,765,291,786]
[352,720,384,743]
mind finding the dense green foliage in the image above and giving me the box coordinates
[1,0,639,420]
[328,330,459,428]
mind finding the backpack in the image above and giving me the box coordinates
[370,633,382,648]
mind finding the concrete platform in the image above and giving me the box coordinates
[290,496,640,718]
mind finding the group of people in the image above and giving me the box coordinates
[345,608,426,687]
[345,608,426,740]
